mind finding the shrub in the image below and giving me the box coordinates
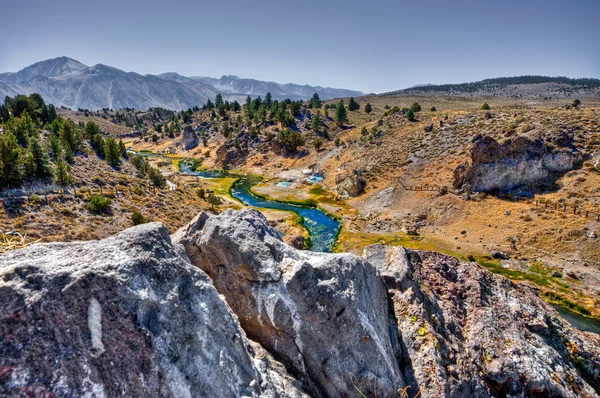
[430,106,436,112]
[196,187,206,199]
[410,102,422,112]
[131,211,147,226]
[87,195,112,214]
[29,194,42,205]
[406,109,416,121]
[313,137,324,152]
[481,103,490,110]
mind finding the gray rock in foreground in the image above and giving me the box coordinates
[173,209,405,397]
[365,244,600,398]
[1,209,599,398]
[0,222,304,398]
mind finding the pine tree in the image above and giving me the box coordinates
[55,158,74,187]
[313,137,323,152]
[335,100,348,126]
[29,137,52,178]
[84,121,100,140]
[410,102,422,112]
[365,103,372,114]
[0,131,24,187]
[92,134,105,157]
[215,94,224,108]
[311,112,321,132]
[207,193,222,211]
[309,93,322,109]
[104,137,120,167]
[118,140,128,158]
[348,97,360,111]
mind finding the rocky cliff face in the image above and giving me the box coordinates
[454,134,583,192]
[1,209,599,397]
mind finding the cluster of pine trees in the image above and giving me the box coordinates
[0,94,128,190]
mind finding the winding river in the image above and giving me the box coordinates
[174,156,339,252]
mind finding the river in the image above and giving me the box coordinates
[178,160,340,252]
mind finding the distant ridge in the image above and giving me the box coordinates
[0,57,364,111]
[384,75,600,99]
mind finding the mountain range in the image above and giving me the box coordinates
[0,57,364,111]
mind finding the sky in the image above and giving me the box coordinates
[1,0,599,93]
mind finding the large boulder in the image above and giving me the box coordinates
[173,209,405,397]
[364,244,600,398]
[454,135,583,192]
[334,168,366,198]
[0,222,305,398]
[181,125,198,150]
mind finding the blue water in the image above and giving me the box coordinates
[277,181,293,187]
[127,150,340,251]
[230,177,340,252]
[551,304,600,335]
[177,165,340,252]
[308,175,324,183]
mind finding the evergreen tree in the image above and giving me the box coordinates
[28,137,52,178]
[55,159,74,187]
[277,129,305,153]
[0,131,24,187]
[118,140,128,158]
[215,94,224,108]
[47,133,62,159]
[309,93,322,109]
[406,109,416,121]
[105,138,120,166]
[6,111,37,147]
[410,102,422,112]
[311,112,321,132]
[365,103,372,114]
[47,104,58,123]
[84,121,100,140]
[92,134,105,157]
[335,100,348,126]
[207,193,222,211]
[313,137,323,152]
[60,121,83,152]
[264,92,273,107]
[348,97,360,111]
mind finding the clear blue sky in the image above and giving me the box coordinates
[1,0,598,93]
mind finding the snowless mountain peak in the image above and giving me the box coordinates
[0,57,364,111]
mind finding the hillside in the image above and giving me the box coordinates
[385,75,600,99]
[0,57,363,111]
[2,89,600,329]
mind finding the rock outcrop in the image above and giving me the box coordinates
[365,245,600,398]
[334,168,366,198]
[0,222,304,398]
[181,125,199,150]
[173,210,405,397]
[2,209,600,398]
[454,134,583,192]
